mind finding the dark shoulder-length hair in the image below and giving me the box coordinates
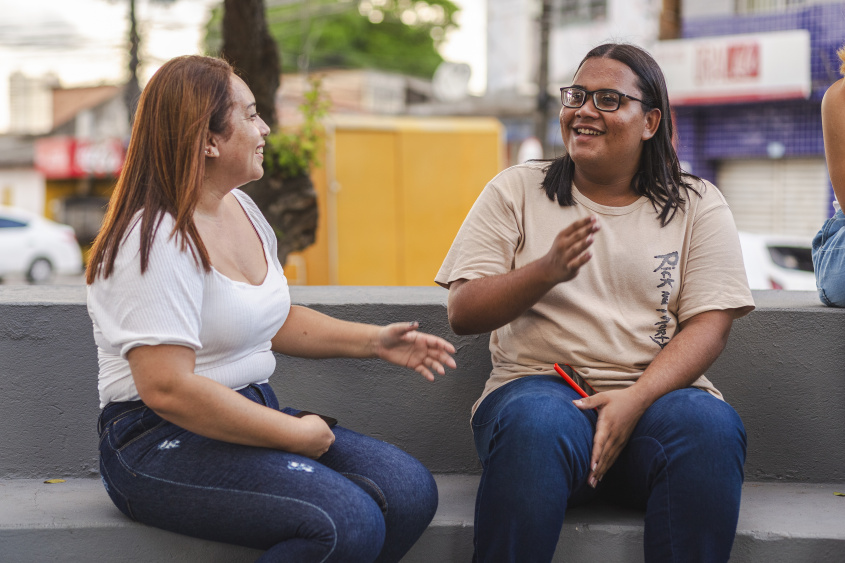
[86,55,234,284]
[541,42,700,226]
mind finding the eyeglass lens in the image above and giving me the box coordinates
[562,88,620,111]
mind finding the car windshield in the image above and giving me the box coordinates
[767,245,814,272]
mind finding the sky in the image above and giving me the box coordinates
[0,0,486,133]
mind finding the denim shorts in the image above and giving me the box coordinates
[812,208,845,307]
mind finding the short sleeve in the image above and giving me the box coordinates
[677,188,755,323]
[87,215,205,359]
[435,177,522,288]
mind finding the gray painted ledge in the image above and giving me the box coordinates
[0,285,827,308]
[0,284,449,305]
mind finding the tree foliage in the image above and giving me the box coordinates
[264,76,331,179]
[206,0,460,78]
[203,0,463,266]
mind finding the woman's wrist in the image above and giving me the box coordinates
[367,324,383,359]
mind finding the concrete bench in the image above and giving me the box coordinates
[1,286,844,562]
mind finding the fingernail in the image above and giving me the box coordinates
[589,476,597,488]
[573,399,583,406]
[592,462,597,471]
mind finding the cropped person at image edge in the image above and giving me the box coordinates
[813,42,845,307]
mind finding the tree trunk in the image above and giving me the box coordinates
[220,0,318,268]
[221,0,280,127]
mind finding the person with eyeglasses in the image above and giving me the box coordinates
[436,43,754,562]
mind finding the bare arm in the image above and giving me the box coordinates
[272,305,456,381]
[822,78,845,205]
[127,306,456,457]
[128,344,335,458]
[574,309,735,487]
[447,215,600,334]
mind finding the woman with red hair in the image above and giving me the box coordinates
[87,55,454,562]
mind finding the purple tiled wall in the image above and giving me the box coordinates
[676,2,845,191]
[682,3,845,100]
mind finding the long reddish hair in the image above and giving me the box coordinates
[86,55,234,283]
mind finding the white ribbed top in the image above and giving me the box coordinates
[87,190,291,408]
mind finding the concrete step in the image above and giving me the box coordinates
[1,475,843,562]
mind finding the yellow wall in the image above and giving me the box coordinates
[289,115,504,286]
[335,129,401,285]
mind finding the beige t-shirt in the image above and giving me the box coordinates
[436,161,755,416]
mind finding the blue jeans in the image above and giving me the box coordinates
[97,382,437,563]
[812,208,845,307]
[471,375,747,563]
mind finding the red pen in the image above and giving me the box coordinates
[554,363,597,408]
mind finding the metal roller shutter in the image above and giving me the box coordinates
[715,158,829,238]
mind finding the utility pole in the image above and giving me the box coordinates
[124,0,142,125]
[535,0,553,156]
[659,0,681,40]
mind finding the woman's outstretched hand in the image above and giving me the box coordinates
[375,322,457,381]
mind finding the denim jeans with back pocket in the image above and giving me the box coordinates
[97,382,437,563]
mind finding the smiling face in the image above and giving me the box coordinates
[560,57,661,189]
[207,75,270,189]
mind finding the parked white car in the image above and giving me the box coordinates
[738,231,816,291]
[0,207,84,283]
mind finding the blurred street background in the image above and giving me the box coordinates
[0,0,841,289]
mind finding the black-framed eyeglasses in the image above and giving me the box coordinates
[560,86,647,112]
